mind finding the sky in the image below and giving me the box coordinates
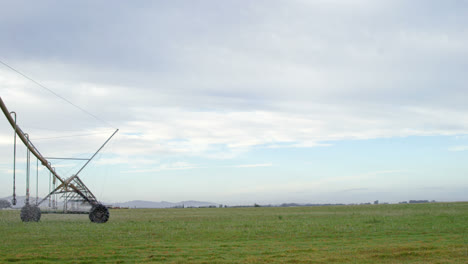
[0,0,468,205]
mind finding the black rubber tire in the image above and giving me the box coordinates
[89,204,109,223]
[20,204,41,222]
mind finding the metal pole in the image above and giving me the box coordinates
[10,111,17,206]
[48,170,51,207]
[25,133,30,205]
[53,167,56,209]
[45,157,90,161]
[36,158,39,205]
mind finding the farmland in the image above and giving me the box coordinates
[0,202,467,263]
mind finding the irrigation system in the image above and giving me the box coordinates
[0,96,118,223]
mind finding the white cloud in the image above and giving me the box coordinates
[0,134,13,146]
[231,163,272,168]
[448,146,468,152]
[122,162,201,174]
[104,105,468,160]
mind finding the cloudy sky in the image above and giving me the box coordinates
[1,0,467,205]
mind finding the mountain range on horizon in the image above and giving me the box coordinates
[110,200,219,208]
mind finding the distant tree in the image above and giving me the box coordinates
[0,200,11,209]
[254,203,261,207]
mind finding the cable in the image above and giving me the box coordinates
[0,59,116,129]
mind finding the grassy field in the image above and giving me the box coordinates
[0,203,467,263]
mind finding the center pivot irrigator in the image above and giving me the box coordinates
[1,97,118,223]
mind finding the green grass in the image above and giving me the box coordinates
[1,203,467,263]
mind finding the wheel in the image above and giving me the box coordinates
[89,204,109,223]
[20,204,41,222]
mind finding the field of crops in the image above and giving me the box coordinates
[0,202,467,263]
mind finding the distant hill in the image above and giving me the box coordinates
[1,196,218,209]
[110,200,218,208]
